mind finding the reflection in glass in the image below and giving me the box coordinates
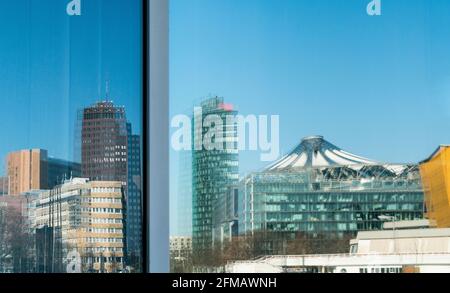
[0,1,143,273]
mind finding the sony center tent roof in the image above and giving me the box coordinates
[266,136,411,176]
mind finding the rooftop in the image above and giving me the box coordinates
[356,228,450,240]
[265,136,414,176]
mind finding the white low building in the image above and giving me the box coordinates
[226,221,450,273]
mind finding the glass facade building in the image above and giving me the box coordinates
[47,158,81,189]
[126,123,143,268]
[239,136,425,254]
[191,97,239,257]
[213,186,239,245]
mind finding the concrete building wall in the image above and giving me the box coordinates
[6,149,48,195]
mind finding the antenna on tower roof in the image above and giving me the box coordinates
[105,80,110,102]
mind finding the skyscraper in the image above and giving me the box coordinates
[126,122,143,268]
[81,101,128,183]
[81,100,129,265]
[81,99,145,270]
[191,97,239,261]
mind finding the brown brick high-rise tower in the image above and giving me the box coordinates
[81,101,128,184]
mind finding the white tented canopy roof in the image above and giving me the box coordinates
[266,136,409,175]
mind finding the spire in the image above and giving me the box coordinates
[105,80,110,101]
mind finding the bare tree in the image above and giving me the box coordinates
[2,206,34,273]
[190,230,355,272]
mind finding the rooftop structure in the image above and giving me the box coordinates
[238,136,425,255]
[267,136,410,175]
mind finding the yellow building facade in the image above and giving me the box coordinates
[419,146,450,227]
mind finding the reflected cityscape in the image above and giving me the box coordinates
[0,98,143,273]
[0,0,143,273]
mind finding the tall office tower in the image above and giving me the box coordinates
[6,149,49,195]
[81,99,129,258]
[126,123,142,268]
[191,97,239,262]
[81,100,128,183]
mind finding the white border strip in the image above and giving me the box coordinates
[149,0,169,273]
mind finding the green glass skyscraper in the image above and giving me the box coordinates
[192,97,239,262]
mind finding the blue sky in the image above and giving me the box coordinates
[170,0,450,234]
[0,0,142,173]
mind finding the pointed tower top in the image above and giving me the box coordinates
[105,80,110,101]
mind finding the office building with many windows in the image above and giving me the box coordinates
[33,178,126,273]
[126,123,143,267]
[81,100,128,183]
[239,136,425,254]
[192,97,239,258]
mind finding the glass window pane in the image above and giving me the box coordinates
[169,0,449,273]
[0,0,144,273]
